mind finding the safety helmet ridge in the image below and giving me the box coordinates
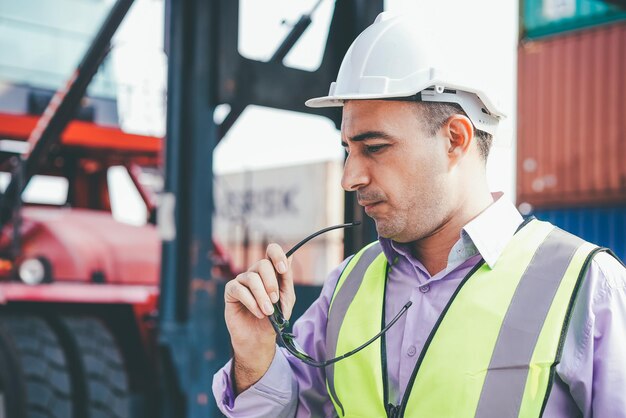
[305,12,506,135]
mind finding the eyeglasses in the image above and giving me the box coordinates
[269,222,412,368]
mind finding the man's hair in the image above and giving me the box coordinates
[415,102,493,161]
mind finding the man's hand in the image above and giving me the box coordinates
[224,243,296,395]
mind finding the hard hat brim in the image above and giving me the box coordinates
[305,88,507,120]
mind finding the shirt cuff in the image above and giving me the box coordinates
[212,347,297,417]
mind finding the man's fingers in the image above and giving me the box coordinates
[225,271,276,318]
[278,258,296,320]
[265,243,296,317]
[280,281,296,320]
[265,243,294,291]
[239,271,275,316]
[255,259,280,304]
[225,279,265,319]
[266,243,288,276]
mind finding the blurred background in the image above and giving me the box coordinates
[0,0,623,417]
[0,0,522,284]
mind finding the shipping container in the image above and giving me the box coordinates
[522,0,626,39]
[517,22,626,208]
[213,161,345,284]
[530,206,626,262]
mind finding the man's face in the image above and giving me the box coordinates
[341,100,454,243]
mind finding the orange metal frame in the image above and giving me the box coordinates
[0,112,161,153]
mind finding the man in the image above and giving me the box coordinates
[213,12,626,418]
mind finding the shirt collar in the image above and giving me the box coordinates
[379,192,524,270]
[462,192,524,269]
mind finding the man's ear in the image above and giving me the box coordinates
[444,114,474,166]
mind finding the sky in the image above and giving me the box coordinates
[111,0,519,200]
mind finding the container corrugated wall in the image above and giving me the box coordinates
[517,22,626,208]
[523,0,626,39]
[531,206,626,262]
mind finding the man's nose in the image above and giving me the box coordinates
[341,155,369,191]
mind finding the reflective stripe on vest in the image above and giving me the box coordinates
[325,219,601,418]
[326,241,387,416]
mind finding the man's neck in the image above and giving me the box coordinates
[412,192,494,276]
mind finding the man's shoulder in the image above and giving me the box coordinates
[548,225,626,292]
[589,250,626,294]
[528,223,626,306]
[556,223,626,299]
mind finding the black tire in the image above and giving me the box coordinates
[0,321,27,418]
[56,317,130,418]
[0,315,73,418]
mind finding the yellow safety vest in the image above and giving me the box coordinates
[325,219,603,418]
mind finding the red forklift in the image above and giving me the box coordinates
[0,99,237,418]
[0,108,162,417]
[0,0,382,417]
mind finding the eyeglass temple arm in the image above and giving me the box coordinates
[285,221,362,258]
[271,221,362,326]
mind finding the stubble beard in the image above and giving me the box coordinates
[372,212,406,240]
[373,194,448,243]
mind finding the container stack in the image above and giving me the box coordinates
[517,0,626,261]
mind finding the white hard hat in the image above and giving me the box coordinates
[306,12,506,135]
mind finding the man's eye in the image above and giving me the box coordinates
[366,144,387,153]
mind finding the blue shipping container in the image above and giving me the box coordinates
[523,0,626,39]
[531,206,626,262]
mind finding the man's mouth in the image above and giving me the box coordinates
[359,201,382,212]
